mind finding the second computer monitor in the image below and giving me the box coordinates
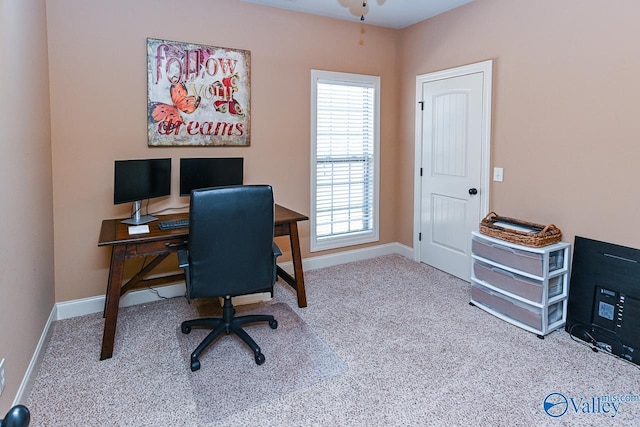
[179,157,244,196]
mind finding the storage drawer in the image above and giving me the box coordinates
[473,261,563,303]
[472,236,564,276]
[471,283,563,331]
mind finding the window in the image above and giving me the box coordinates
[310,70,380,252]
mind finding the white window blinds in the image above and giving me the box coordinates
[311,71,379,251]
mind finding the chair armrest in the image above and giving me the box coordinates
[177,249,192,300]
[272,242,282,284]
[177,249,189,268]
[272,242,282,258]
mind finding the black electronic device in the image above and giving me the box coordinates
[179,157,243,196]
[566,236,640,365]
[114,158,171,225]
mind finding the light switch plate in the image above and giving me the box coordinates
[493,167,504,182]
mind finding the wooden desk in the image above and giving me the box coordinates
[97,204,308,360]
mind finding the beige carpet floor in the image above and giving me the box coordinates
[177,302,346,422]
[25,255,640,426]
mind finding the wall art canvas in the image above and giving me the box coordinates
[147,38,251,146]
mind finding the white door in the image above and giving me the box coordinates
[414,61,492,281]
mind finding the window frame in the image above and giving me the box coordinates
[310,69,380,252]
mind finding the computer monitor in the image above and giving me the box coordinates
[114,158,171,225]
[179,158,244,197]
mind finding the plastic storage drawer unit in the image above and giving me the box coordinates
[470,231,571,337]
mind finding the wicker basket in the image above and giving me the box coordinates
[479,212,562,247]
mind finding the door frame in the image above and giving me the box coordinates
[413,59,493,263]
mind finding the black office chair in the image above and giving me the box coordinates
[178,185,281,372]
[1,405,30,427]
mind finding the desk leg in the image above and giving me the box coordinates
[288,221,307,308]
[101,244,125,360]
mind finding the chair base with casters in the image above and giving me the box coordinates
[1,405,30,427]
[181,296,278,371]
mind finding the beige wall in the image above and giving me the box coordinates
[46,0,400,302]
[0,0,54,413]
[398,0,640,250]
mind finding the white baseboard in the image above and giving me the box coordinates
[55,282,188,321]
[12,304,57,406]
[302,242,412,271]
[15,242,413,405]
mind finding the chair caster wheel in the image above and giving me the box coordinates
[269,319,278,329]
[181,325,191,334]
[190,358,201,371]
[255,352,265,365]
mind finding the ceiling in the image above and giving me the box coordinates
[240,0,475,30]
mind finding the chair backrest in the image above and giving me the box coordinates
[186,185,275,298]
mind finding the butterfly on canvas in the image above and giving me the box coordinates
[149,83,201,133]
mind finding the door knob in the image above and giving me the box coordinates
[468,188,478,195]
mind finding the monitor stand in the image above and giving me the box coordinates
[121,200,157,225]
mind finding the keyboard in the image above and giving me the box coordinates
[157,219,190,230]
